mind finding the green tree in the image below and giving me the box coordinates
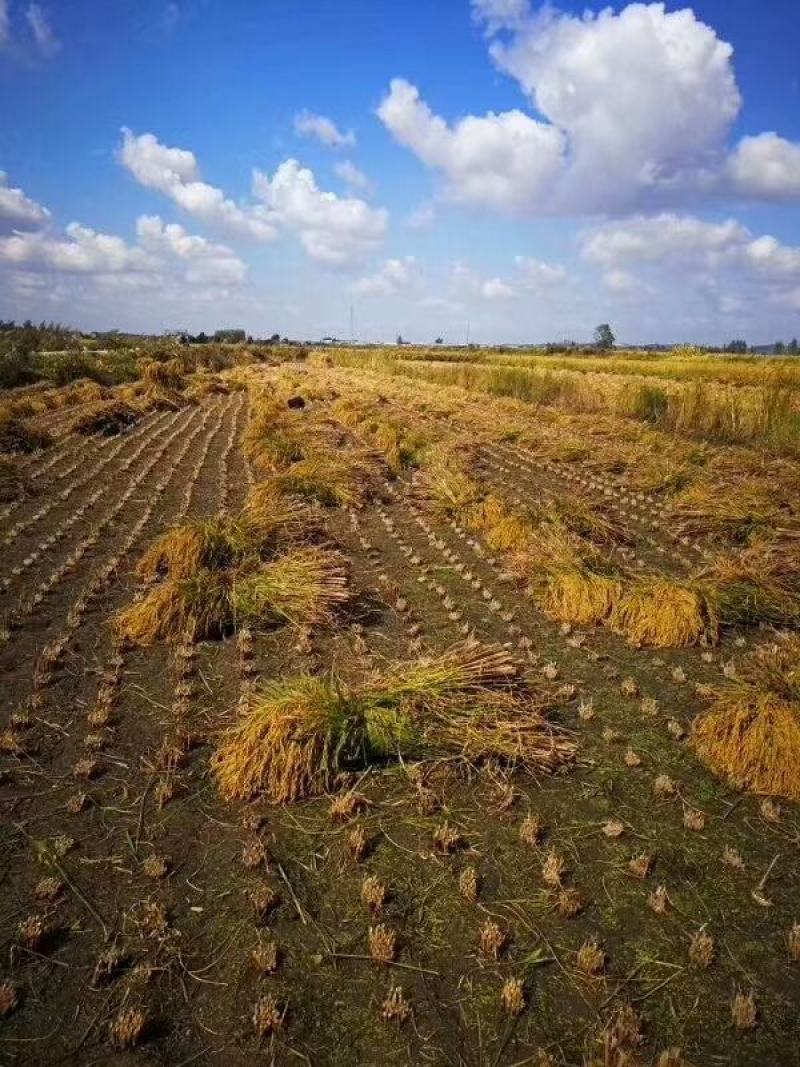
[774,341,785,354]
[788,338,799,355]
[594,323,615,350]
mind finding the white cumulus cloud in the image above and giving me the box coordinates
[353,256,416,296]
[377,78,565,214]
[727,133,800,200]
[0,214,247,294]
[514,256,567,290]
[381,2,800,215]
[253,159,386,265]
[334,159,371,192]
[294,110,355,149]
[580,212,800,315]
[119,128,277,241]
[0,172,51,232]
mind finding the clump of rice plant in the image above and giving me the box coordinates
[0,410,52,452]
[109,1007,147,1049]
[381,986,411,1024]
[253,994,284,1038]
[361,876,386,911]
[369,924,397,962]
[500,977,526,1016]
[479,919,506,959]
[693,634,800,800]
[0,982,18,1018]
[689,929,715,968]
[610,579,717,648]
[787,922,800,962]
[731,990,757,1031]
[253,935,279,974]
[136,518,256,581]
[213,641,574,802]
[116,570,233,644]
[577,937,606,975]
[118,546,348,644]
[420,449,483,519]
[459,866,479,903]
[69,399,140,436]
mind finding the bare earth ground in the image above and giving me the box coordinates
[1,366,798,1067]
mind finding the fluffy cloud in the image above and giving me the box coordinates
[481,277,514,300]
[294,110,355,149]
[472,0,529,34]
[253,159,386,264]
[0,214,247,293]
[377,78,564,213]
[581,212,800,313]
[334,159,371,192]
[120,129,277,241]
[515,255,567,290]
[0,172,51,232]
[727,134,800,200]
[353,256,416,296]
[121,130,386,264]
[380,2,800,215]
[25,3,60,56]
[135,216,248,285]
[582,214,748,268]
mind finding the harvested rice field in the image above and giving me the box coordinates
[1,348,799,1067]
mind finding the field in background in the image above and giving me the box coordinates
[0,344,798,1066]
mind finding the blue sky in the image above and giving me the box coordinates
[2,0,800,344]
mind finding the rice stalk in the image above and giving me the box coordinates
[272,452,381,508]
[539,568,622,626]
[136,518,255,581]
[213,641,574,802]
[233,546,350,627]
[700,541,800,628]
[609,579,717,647]
[115,571,233,644]
[693,689,800,800]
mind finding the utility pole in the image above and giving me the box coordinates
[349,303,355,343]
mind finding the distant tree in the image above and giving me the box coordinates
[396,334,404,345]
[774,341,785,354]
[434,337,443,344]
[726,339,748,353]
[594,323,615,351]
[788,338,799,355]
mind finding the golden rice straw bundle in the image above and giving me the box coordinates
[701,541,800,628]
[670,479,785,544]
[136,519,253,581]
[241,483,320,546]
[419,449,483,520]
[539,568,622,626]
[233,546,350,627]
[213,641,574,803]
[116,572,233,645]
[369,640,519,704]
[609,578,717,647]
[693,691,800,800]
[272,452,381,508]
[214,677,356,802]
